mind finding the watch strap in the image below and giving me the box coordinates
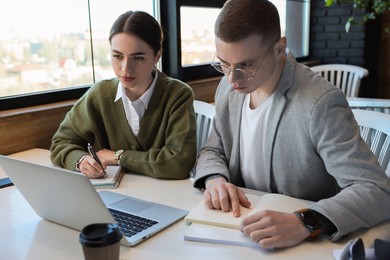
[294,209,322,241]
[114,150,124,165]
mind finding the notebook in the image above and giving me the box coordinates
[0,155,188,246]
[185,193,314,229]
[184,193,314,247]
[86,165,123,188]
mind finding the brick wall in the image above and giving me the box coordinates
[309,0,382,97]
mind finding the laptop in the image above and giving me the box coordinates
[0,155,188,246]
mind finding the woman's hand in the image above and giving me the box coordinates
[78,155,107,178]
[96,148,116,165]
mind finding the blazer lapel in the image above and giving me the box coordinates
[264,51,296,191]
[265,92,286,191]
[229,91,245,179]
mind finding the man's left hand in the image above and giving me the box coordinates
[239,210,310,249]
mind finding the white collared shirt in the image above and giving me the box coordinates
[114,71,158,135]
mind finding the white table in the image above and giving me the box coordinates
[0,149,389,260]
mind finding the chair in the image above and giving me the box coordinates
[352,109,390,177]
[311,64,369,97]
[348,97,390,114]
[193,100,216,156]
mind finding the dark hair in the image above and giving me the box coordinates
[109,11,163,55]
[215,0,280,45]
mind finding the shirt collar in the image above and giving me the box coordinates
[114,70,158,109]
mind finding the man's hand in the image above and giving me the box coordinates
[204,177,251,217]
[239,210,310,249]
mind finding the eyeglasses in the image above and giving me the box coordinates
[211,40,277,81]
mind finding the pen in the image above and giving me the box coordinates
[87,143,106,177]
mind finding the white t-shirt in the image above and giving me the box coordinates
[240,93,274,190]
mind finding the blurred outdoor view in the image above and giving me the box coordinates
[180,7,219,67]
[180,3,287,67]
[0,0,154,97]
[0,0,292,98]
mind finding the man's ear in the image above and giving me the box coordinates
[274,36,287,58]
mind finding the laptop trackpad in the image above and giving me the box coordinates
[110,198,153,213]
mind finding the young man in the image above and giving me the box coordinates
[193,0,390,249]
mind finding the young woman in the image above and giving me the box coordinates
[50,11,197,179]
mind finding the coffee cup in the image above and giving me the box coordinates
[79,223,123,260]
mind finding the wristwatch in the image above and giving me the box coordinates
[294,209,322,241]
[114,149,124,165]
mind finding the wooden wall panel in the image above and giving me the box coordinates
[0,77,219,155]
[0,101,75,155]
[188,76,220,103]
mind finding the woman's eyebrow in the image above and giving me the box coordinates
[111,50,146,56]
[111,49,122,53]
[130,52,146,56]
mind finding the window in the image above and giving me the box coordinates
[0,0,154,110]
[161,0,311,82]
[160,0,225,81]
[0,0,311,110]
[180,7,220,67]
[275,0,310,58]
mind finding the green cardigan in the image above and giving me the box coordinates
[50,73,197,179]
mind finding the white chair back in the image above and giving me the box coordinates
[348,97,390,114]
[193,100,216,156]
[352,109,390,177]
[311,64,368,97]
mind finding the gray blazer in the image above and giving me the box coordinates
[194,52,390,241]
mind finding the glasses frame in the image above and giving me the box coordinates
[211,39,278,81]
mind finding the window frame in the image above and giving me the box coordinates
[160,0,224,82]
[0,86,89,110]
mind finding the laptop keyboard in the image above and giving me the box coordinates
[109,208,159,237]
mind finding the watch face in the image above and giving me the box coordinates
[115,150,124,160]
[302,210,321,230]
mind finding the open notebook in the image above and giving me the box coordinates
[184,193,314,247]
[185,193,314,229]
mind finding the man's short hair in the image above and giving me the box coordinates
[215,0,281,45]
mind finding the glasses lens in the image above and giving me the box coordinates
[211,60,251,80]
[211,63,225,74]
[233,68,247,78]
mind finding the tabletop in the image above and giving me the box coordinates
[0,149,389,260]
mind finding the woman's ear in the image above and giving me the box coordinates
[154,49,162,64]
